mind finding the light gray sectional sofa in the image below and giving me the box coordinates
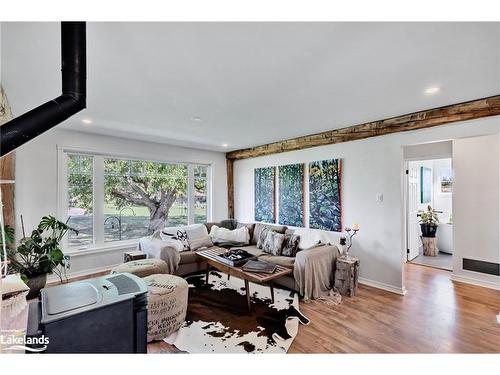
[171,219,341,292]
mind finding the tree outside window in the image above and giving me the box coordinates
[194,165,208,223]
[65,153,209,248]
[104,159,188,242]
[67,154,93,247]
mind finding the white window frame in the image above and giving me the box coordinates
[57,146,212,254]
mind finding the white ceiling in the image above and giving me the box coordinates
[1,22,499,152]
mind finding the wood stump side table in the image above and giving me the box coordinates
[421,236,439,256]
[335,256,360,297]
[124,250,147,263]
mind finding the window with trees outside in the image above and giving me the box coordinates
[65,152,210,249]
[67,154,94,247]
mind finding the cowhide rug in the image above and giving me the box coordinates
[164,271,310,353]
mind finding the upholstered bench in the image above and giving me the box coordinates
[110,258,169,278]
[143,274,189,342]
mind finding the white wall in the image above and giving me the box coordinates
[234,116,500,292]
[14,128,228,277]
[452,133,500,289]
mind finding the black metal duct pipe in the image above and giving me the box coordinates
[0,22,86,157]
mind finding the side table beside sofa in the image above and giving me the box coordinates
[334,256,360,297]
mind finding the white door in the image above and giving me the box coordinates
[407,166,420,261]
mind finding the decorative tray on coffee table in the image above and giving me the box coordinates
[214,248,257,267]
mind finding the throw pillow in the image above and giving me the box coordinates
[162,228,190,251]
[251,223,288,245]
[262,230,285,256]
[185,224,213,251]
[209,225,250,244]
[256,227,270,249]
[236,222,255,241]
[176,229,190,251]
[185,224,208,240]
[188,236,213,251]
[219,219,238,230]
[281,234,301,257]
[293,228,321,250]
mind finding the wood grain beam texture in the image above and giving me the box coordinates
[226,95,500,160]
[224,95,500,219]
[0,85,15,228]
[226,158,234,218]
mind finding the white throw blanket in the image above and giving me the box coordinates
[138,233,182,274]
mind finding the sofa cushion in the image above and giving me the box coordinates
[261,230,285,256]
[281,233,301,257]
[149,230,185,252]
[162,227,190,251]
[209,225,250,244]
[256,227,269,249]
[185,224,213,250]
[292,228,321,250]
[184,224,208,239]
[251,223,287,245]
[293,227,343,250]
[258,254,295,269]
[220,219,238,230]
[236,222,255,240]
[179,250,201,265]
[204,222,219,233]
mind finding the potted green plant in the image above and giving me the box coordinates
[418,205,439,238]
[6,215,78,299]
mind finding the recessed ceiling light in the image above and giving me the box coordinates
[222,143,228,148]
[82,118,92,124]
[191,116,202,122]
[424,86,440,95]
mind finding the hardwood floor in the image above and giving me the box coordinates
[149,263,500,353]
[288,264,499,353]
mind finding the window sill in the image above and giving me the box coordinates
[64,239,140,257]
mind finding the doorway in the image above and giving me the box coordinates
[406,157,453,271]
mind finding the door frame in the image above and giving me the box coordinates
[406,162,421,262]
[401,143,453,292]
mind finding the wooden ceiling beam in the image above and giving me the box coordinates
[226,95,500,160]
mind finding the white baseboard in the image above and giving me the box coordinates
[47,263,120,282]
[450,274,500,291]
[359,277,407,296]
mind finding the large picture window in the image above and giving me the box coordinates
[194,165,208,224]
[67,154,94,247]
[63,152,211,250]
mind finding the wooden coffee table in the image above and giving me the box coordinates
[197,247,292,312]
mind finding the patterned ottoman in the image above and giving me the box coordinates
[110,258,168,278]
[143,274,189,342]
